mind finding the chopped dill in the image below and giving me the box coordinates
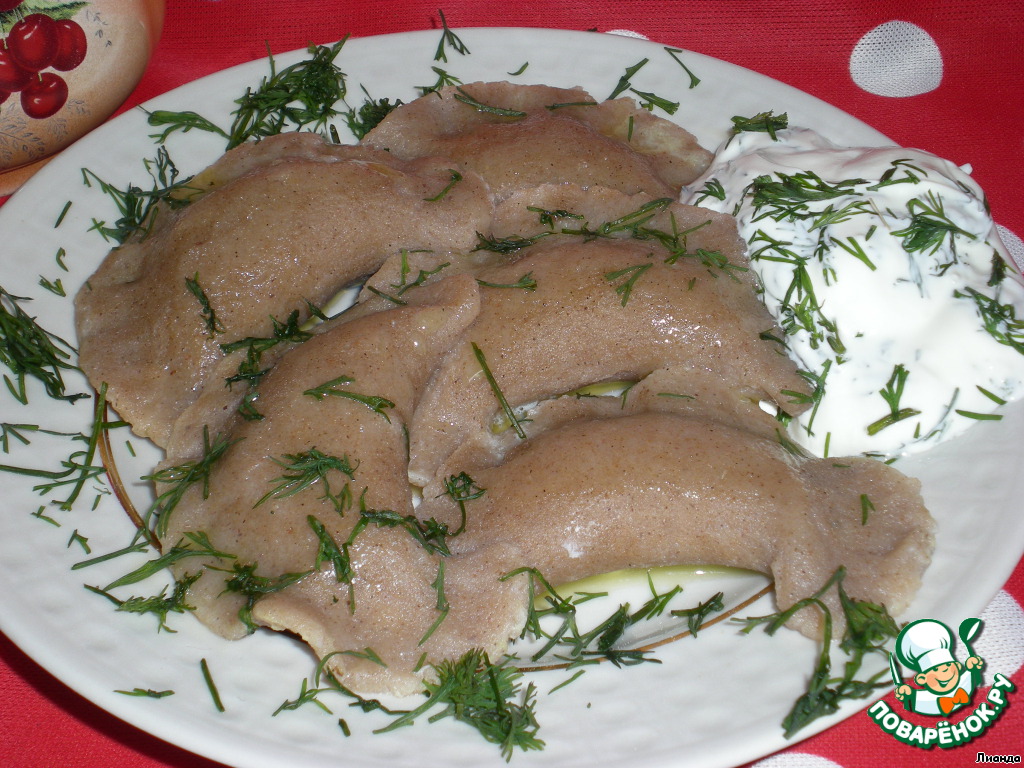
[255,448,358,513]
[304,376,396,423]
[604,263,652,306]
[471,343,527,439]
[607,58,648,100]
[0,285,84,404]
[82,146,195,244]
[200,658,226,712]
[735,567,900,737]
[729,110,788,142]
[433,10,470,62]
[145,426,238,538]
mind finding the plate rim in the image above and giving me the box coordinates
[0,25,1017,768]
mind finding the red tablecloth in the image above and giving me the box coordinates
[2,2,1022,766]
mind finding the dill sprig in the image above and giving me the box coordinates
[628,88,678,115]
[220,308,316,420]
[254,448,358,513]
[441,471,485,536]
[147,39,349,149]
[38,277,65,297]
[343,86,402,139]
[433,10,470,62]
[304,376,396,423]
[735,567,899,737]
[145,109,227,143]
[473,232,543,255]
[420,559,450,645]
[748,171,868,223]
[152,41,349,150]
[350,485,461,559]
[0,286,84,404]
[219,561,314,633]
[664,47,700,88]
[604,263,652,306]
[145,426,238,538]
[82,146,195,244]
[557,200,747,278]
[424,169,463,202]
[892,190,975,255]
[476,272,538,292]
[220,309,316,363]
[505,568,722,668]
[184,273,224,337]
[416,65,462,96]
[729,110,788,142]
[0,383,115,511]
[559,197,672,240]
[866,158,926,190]
[365,254,451,305]
[527,205,585,229]
[277,647,544,760]
[670,592,726,637]
[988,250,1009,287]
[866,364,921,436]
[785,360,832,440]
[147,41,409,146]
[748,230,844,358]
[0,423,78,453]
[955,286,1024,355]
[471,343,527,439]
[380,649,544,760]
[693,178,726,204]
[453,87,527,118]
[86,572,201,633]
[274,650,399,718]
[607,58,648,100]
[101,531,236,590]
[308,515,354,586]
[306,491,458,611]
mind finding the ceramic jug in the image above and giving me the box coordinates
[0,0,165,194]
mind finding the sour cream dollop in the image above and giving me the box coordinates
[681,128,1024,458]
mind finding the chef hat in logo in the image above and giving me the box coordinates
[895,618,956,673]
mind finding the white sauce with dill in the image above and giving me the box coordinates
[681,128,1024,458]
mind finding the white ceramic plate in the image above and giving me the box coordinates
[1,28,1022,768]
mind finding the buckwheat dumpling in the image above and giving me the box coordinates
[156,276,526,696]
[406,200,810,486]
[420,413,936,639]
[75,132,493,448]
[362,81,713,200]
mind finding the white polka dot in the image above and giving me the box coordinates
[606,29,649,40]
[752,753,843,768]
[997,225,1024,272]
[850,21,943,97]
[974,590,1024,680]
